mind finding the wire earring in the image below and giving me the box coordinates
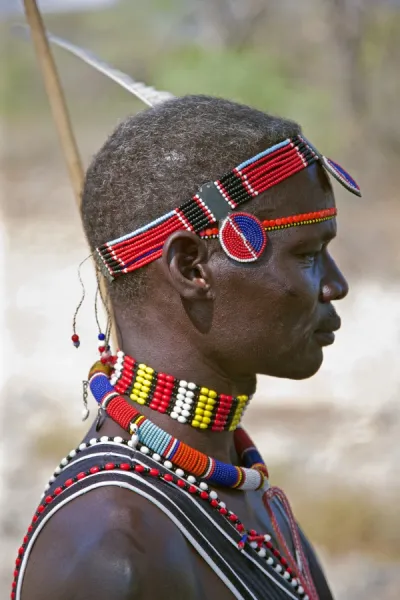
[71,254,92,348]
[94,266,114,364]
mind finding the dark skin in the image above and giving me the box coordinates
[22,163,347,599]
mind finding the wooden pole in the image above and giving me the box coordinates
[22,0,84,205]
[22,0,116,348]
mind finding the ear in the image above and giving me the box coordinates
[161,231,214,300]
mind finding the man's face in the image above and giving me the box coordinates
[208,163,348,380]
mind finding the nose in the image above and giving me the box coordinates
[320,257,349,303]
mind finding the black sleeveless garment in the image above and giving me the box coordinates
[13,439,329,600]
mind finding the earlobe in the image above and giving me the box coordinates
[161,231,214,300]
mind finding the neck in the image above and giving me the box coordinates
[114,321,257,464]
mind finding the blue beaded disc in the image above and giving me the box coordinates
[219,212,267,263]
[322,157,361,197]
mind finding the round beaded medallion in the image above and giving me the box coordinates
[219,212,267,263]
[321,156,361,196]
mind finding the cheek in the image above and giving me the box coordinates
[211,266,268,342]
[272,267,319,318]
[216,258,320,335]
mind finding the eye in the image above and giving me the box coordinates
[298,250,321,265]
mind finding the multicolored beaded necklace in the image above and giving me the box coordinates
[111,350,250,432]
[90,360,266,489]
[88,360,319,600]
[13,436,312,600]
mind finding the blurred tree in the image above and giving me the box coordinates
[325,0,371,121]
[186,0,270,50]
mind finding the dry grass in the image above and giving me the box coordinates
[30,425,86,463]
[271,463,400,561]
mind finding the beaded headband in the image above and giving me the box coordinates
[95,136,360,281]
[46,35,361,280]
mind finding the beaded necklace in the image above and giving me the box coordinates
[89,360,319,600]
[90,361,267,489]
[13,437,313,600]
[111,350,250,431]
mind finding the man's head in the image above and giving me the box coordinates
[82,95,348,381]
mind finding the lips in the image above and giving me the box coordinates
[314,315,341,346]
[314,330,336,345]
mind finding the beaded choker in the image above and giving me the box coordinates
[110,351,250,432]
[90,361,266,489]
[95,136,360,281]
[88,361,319,599]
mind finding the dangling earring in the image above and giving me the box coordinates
[71,255,93,421]
[71,255,92,348]
[93,270,114,430]
[71,259,115,422]
[81,380,90,421]
[94,267,114,365]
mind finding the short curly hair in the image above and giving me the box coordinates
[81,95,301,304]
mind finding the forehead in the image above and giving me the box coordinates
[245,162,335,219]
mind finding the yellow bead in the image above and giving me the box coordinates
[139,391,148,399]
[200,387,209,395]
[203,410,213,418]
[133,382,142,390]
[199,423,209,429]
[206,398,216,406]
[195,408,204,416]
[202,417,211,424]
[137,369,146,377]
[137,398,146,405]
[136,376,144,384]
[197,402,206,409]
[138,363,147,370]
[191,420,200,428]
[199,395,208,403]
[208,390,217,399]
[144,373,153,381]
[145,367,154,374]
[205,404,214,412]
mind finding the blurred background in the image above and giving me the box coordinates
[1,0,399,598]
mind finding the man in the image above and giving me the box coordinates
[15,96,359,600]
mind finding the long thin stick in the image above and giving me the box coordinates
[22,0,116,349]
[22,0,84,205]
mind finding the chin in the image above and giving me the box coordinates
[262,348,324,380]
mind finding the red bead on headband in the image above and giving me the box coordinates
[95,136,360,281]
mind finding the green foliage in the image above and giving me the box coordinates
[0,4,331,124]
[153,44,334,142]
[1,0,398,186]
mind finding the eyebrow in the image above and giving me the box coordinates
[289,228,337,248]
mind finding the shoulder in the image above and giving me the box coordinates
[21,485,197,600]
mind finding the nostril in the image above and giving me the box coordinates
[321,279,349,303]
